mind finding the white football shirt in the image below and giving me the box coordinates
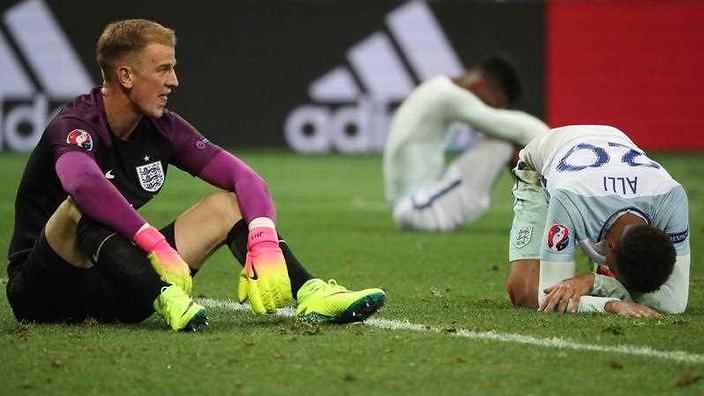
[521,125,690,312]
[384,76,548,204]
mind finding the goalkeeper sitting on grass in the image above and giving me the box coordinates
[6,19,385,332]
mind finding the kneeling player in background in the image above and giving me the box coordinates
[383,54,548,231]
[507,125,690,315]
[5,19,385,332]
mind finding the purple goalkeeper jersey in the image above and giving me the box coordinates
[9,88,222,263]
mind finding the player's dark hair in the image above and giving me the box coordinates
[97,19,176,82]
[615,224,676,293]
[476,53,523,106]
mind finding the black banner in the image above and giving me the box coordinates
[0,0,544,152]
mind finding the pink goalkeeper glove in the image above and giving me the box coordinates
[133,226,193,296]
[237,227,293,314]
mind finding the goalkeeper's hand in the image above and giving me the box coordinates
[133,225,193,295]
[238,226,292,314]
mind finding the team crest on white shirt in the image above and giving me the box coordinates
[136,161,164,192]
[547,223,570,251]
[514,226,533,248]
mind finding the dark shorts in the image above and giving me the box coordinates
[6,223,177,324]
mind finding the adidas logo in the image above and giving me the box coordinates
[0,0,93,151]
[284,0,464,154]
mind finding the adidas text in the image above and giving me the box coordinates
[283,1,463,154]
[0,0,93,151]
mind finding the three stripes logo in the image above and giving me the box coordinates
[0,0,93,151]
[284,1,464,154]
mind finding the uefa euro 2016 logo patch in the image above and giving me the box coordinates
[547,223,570,251]
[194,135,212,150]
[66,129,93,151]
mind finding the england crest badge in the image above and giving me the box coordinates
[513,226,533,248]
[136,161,165,192]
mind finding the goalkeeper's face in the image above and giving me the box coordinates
[128,43,179,118]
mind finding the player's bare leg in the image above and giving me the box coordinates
[507,259,539,308]
[48,197,206,330]
[28,199,201,329]
[169,190,313,289]
[173,191,385,323]
[171,191,242,269]
[44,199,92,269]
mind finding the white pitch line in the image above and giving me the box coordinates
[199,298,704,365]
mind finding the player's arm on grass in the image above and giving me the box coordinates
[562,189,690,315]
[52,119,192,293]
[542,272,635,314]
[536,191,585,312]
[545,251,689,316]
[604,301,661,317]
[541,270,657,315]
[538,191,627,314]
[195,149,292,313]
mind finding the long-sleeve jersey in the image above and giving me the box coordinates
[9,88,274,272]
[520,125,690,313]
[383,76,548,204]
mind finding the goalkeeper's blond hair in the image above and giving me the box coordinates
[96,19,176,82]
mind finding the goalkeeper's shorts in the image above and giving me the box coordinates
[6,227,168,324]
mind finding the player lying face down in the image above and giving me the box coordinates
[506,125,689,316]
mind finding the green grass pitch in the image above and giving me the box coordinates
[0,150,702,395]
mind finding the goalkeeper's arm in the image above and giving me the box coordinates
[57,151,193,294]
[196,151,292,313]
